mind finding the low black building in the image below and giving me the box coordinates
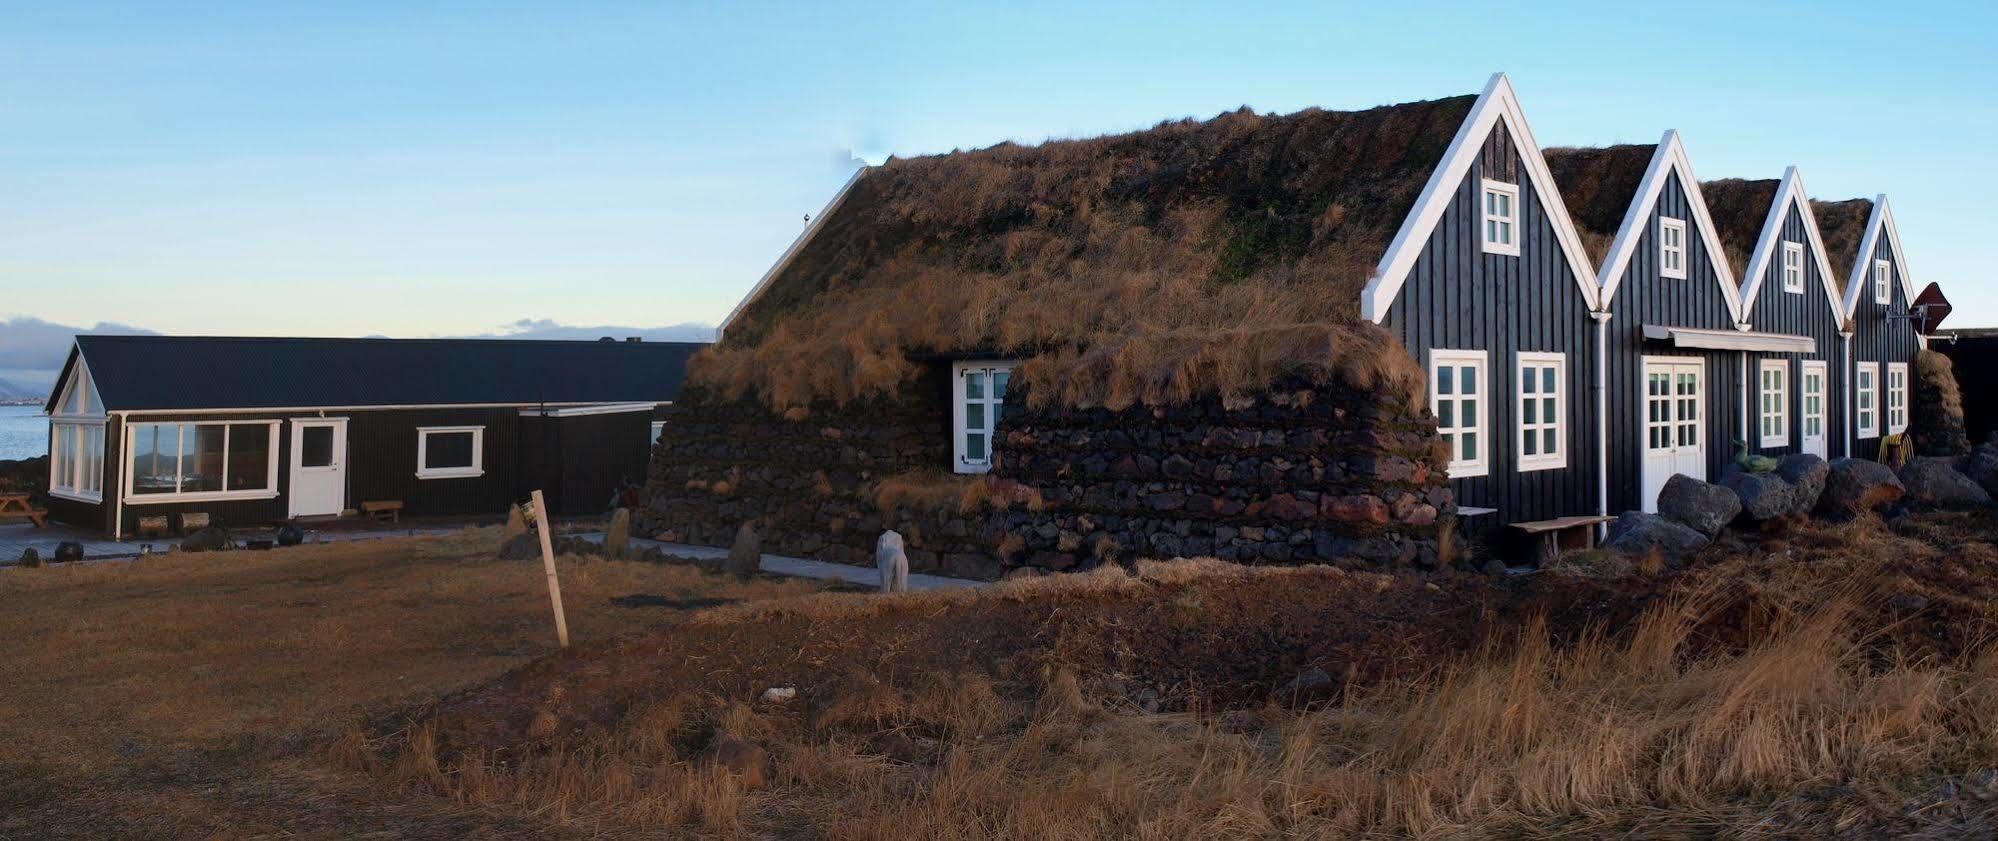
[42,335,703,536]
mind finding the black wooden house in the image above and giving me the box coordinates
[42,336,702,537]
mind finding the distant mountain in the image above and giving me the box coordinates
[0,377,44,403]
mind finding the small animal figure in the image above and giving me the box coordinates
[1733,439,1780,474]
[876,530,909,593]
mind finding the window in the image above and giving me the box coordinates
[1480,180,1520,256]
[952,361,1015,473]
[1874,259,1892,305]
[1856,362,1880,438]
[49,363,106,502]
[1758,360,1789,447]
[1657,217,1688,279]
[1801,361,1827,444]
[1887,362,1909,435]
[127,421,279,501]
[1430,349,1489,477]
[649,420,665,446]
[1515,353,1565,471]
[1782,242,1804,293]
[416,426,485,479]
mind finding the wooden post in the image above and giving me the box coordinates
[530,490,570,648]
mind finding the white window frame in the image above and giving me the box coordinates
[48,360,108,503]
[1430,349,1490,478]
[123,420,282,504]
[1856,362,1880,439]
[416,425,486,479]
[1515,352,1566,471]
[1480,179,1520,257]
[1781,241,1804,293]
[649,420,665,446]
[1874,259,1892,305]
[1886,362,1909,435]
[1658,217,1688,279]
[1800,360,1827,445]
[1758,359,1790,447]
[951,360,1016,474]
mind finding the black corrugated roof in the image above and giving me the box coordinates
[58,335,705,412]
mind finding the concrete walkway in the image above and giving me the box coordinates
[575,533,983,591]
[0,521,473,566]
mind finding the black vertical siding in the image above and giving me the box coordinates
[1742,197,1848,459]
[1603,173,1742,513]
[1385,122,1599,551]
[1847,228,1921,455]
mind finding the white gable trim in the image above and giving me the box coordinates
[1737,167,1844,325]
[49,343,107,420]
[1361,73,1600,323]
[716,166,870,341]
[1594,131,1742,322]
[1839,195,1918,320]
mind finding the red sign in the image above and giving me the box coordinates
[1911,283,1952,335]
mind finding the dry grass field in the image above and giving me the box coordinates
[10,515,1998,838]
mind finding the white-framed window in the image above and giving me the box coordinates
[1856,362,1880,438]
[952,361,1015,474]
[1874,259,1892,305]
[1480,180,1520,256]
[1516,352,1566,471]
[1659,217,1688,279]
[1801,360,1827,443]
[48,361,107,503]
[1887,362,1909,435]
[1782,241,1804,293]
[1430,349,1490,478]
[1758,359,1789,447]
[649,420,665,446]
[126,420,280,502]
[416,425,485,479]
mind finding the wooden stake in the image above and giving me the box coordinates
[530,490,570,648]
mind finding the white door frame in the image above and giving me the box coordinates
[1799,360,1828,458]
[1640,356,1707,512]
[288,418,349,518]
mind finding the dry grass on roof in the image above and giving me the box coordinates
[1813,197,1875,280]
[1698,178,1780,278]
[1543,144,1656,266]
[699,95,1477,413]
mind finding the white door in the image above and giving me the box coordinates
[1641,358,1706,512]
[288,418,348,518]
[1799,360,1828,459]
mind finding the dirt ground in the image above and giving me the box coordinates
[0,529,833,838]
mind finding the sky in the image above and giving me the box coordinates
[3,1,1995,364]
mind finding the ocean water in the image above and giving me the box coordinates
[0,405,48,461]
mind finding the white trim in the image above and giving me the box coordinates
[1737,167,1846,324]
[518,402,660,418]
[48,489,103,504]
[121,419,283,504]
[1591,132,1743,319]
[1639,355,1708,513]
[288,418,349,518]
[717,167,869,341]
[416,425,486,479]
[1840,195,1918,319]
[1799,359,1828,457]
[48,418,107,503]
[1657,217,1688,280]
[114,400,673,416]
[48,349,107,420]
[1855,361,1880,439]
[1781,241,1804,294]
[1758,358,1790,447]
[1362,73,1600,322]
[951,360,1017,474]
[1479,179,1521,256]
[1593,312,1611,529]
[1641,324,1814,353]
[1886,361,1909,435]
[1428,348,1491,478]
[1515,351,1567,471]
[1872,259,1893,306]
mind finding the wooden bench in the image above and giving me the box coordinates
[360,500,404,524]
[0,493,46,528]
[1510,514,1616,566]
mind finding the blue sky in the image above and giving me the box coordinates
[3,0,1994,342]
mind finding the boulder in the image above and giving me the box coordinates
[875,530,909,593]
[17,547,40,568]
[179,526,232,553]
[724,521,762,576]
[1722,471,1795,522]
[498,532,542,561]
[52,541,85,564]
[1962,442,1998,498]
[1658,474,1741,536]
[1818,458,1906,519]
[604,508,631,559]
[1273,666,1338,704]
[275,524,306,547]
[1603,511,1710,561]
[1898,456,1992,510]
[1776,454,1829,516]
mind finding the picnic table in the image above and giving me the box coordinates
[0,492,47,528]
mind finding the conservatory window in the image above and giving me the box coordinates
[49,421,105,501]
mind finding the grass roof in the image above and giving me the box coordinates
[1543,144,1655,266]
[1697,178,1780,281]
[1812,197,1875,282]
[700,94,1479,412]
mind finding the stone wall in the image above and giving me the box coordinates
[640,367,1456,581]
[988,378,1454,573]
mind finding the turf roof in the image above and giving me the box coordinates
[1812,197,1876,284]
[1542,144,1656,267]
[1698,178,1782,282]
